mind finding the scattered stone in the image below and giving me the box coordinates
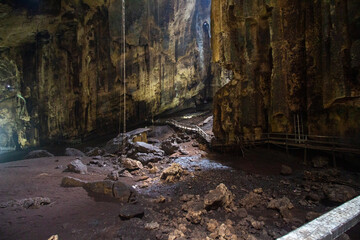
[136,175,149,182]
[119,204,144,220]
[145,222,159,230]
[168,229,185,240]
[24,150,54,159]
[235,208,248,218]
[208,223,237,240]
[66,159,87,174]
[161,140,179,155]
[306,191,324,202]
[204,183,234,211]
[253,188,263,194]
[207,219,219,232]
[161,163,184,182]
[312,156,329,168]
[122,158,143,171]
[48,235,58,240]
[179,148,189,155]
[107,170,119,181]
[323,184,356,203]
[86,147,104,157]
[267,197,294,219]
[147,138,160,144]
[113,181,133,202]
[180,194,195,202]
[1,197,51,209]
[104,134,128,154]
[61,176,87,187]
[239,192,263,209]
[148,166,159,174]
[133,142,164,156]
[119,170,133,178]
[281,165,293,175]
[133,153,163,164]
[84,180,114,197]
[64,148,85,157]
[186,209,203,224]
[154,195,166,203]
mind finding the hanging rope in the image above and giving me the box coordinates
[122,0,126,134]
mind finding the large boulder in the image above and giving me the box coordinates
[86,147,105,157]
[133,153,162,164]
[122,158,143,171]
[160,163,184,182]
[66,159,87,174]
[323,184,357,203]
[104,134,128,154]
[61,176,87,187]
[83,180,133,202]
[24,150,54,159]
[204,183,234,211]
[160,140,179,155]
[133,142,164,156]
[65,148,85,157]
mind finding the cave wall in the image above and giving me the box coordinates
[0,0,212,150]
[212,0,360,144]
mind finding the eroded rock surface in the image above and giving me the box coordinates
[24,150,54,159]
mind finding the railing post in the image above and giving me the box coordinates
[286,132,289,156]
[332,137,337,167]
[304,135,307,164]
[267,133,270,149]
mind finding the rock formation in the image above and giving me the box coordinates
[0,0,212,150]
[212,0,360,144]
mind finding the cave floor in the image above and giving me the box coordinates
[0,117,360,240]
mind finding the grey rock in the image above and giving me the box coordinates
[61,176,87,187]
[24,150,54,159]
[161,140,179,155]
[122,158,143,170]
[133,142,164,156]
[104,134,128,154]
[119,204,144,220]
[204,183,234,211]
[86,147,105,157]
[323,184,356,203]
[65,148,85,157]
[133,153,162,164]
[67,159,87,174]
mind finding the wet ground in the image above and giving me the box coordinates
[0,112,359,240]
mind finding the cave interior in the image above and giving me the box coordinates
[0,0,360,239]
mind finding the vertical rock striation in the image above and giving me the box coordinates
[0,0,212,150]
[212,0,360,144]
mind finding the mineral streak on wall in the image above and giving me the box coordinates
[0,0,212,150]
[211,0,360,144]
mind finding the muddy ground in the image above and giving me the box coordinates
[0,114,359,240]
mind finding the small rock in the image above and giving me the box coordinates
[240,192,263,209]
[323,184,356,203]
[122,158,143,171]
[113,181,133,202]
[204,183,234,211]
[86,147,104,157]
[168,229,185,240]
[186,209,203,224]
[84,180,113,197]
[48,235,58,240]
[136,175,149,182]
[312,156,329,168]
[145,221,159,230]
[119,170,133,178]
[281,165,292,175]
[161,163,184,182]
[64,148,85,157]
[154,195,166,203]
[119,204,144,220]
[161,140,180,155]
[133,153,163,164]
[24,150,54,159]
[148,166,159,174]
[180,194,195,202]
[67,159,87,174]
[134,142,165,155]
[207,219,219,232]
[61,176,87,187]
[107,170,119,181]
[267,197,294,219]
[253,188,263,194]
[1,197,51,209]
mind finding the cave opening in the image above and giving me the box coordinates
[0,0,360,239]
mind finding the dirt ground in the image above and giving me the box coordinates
[0,114,359,240]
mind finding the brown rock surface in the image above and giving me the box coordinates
[211,0,360,144]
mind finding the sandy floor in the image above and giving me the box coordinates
[0,114,359,240]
